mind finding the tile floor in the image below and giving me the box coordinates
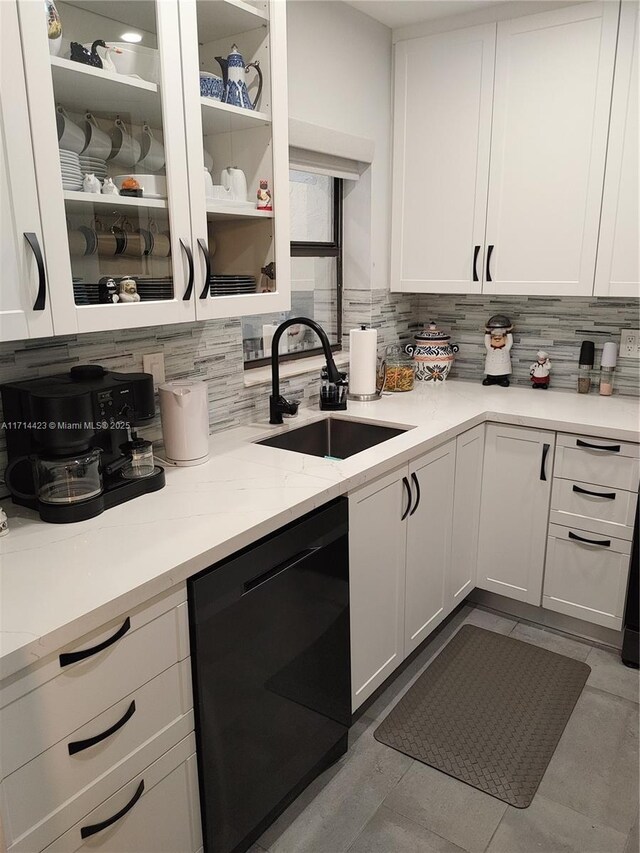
[255,605,639,853]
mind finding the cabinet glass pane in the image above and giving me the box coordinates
[51,1,176,305]
[196,0,276,298]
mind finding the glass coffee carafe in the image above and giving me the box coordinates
[32,449,103,505]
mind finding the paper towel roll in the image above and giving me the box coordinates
[349,327,377,396]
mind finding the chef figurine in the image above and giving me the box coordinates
[530,350,551,389]
[256,179,272,211]
[118,276,141,303]
[482,315,513,387]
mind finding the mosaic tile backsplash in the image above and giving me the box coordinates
[0,293,637,480]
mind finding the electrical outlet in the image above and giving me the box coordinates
[620,330,640,360]
[143,352,166,387]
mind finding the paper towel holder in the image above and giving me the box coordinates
[348,325,385,402]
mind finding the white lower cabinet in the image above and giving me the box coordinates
[404,443,456,657]
[349,430,483,711]
[349,468,407,711]
[477,425,555,605]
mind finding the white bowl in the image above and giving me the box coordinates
[114,174,167,197]
[102,43,160,84]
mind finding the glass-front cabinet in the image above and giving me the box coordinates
[9,0,290,339]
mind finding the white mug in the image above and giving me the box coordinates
[204,169,214,200]
[56,106,85,154]
[82,112,111,159]
[136,123,165,172]
[221,167,247,201]
[108,117,141,167]
[210,184,232,200]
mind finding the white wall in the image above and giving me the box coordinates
[286,0,393,290]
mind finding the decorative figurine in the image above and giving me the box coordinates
[101,177,119,195]
[530,350,551,389]
[118,277,141,303]
[256,179,272,211]
[0,506,8,537]
[119,177,143,198]
[482,315,513,387]
[215,45,263,110]
[82,173,101,194]
[45,0,62,56]
[69,39,107,68]
[98,277,119,304]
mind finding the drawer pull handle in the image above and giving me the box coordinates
[68,700,136,755]
[572,485,616,500]
[401,476,411,520]
[568,531,611,548]
[80,779,144,839]
[540,443,550,481]
[59,617,131,667]
[576,439,621,453]
[410,472,421,516]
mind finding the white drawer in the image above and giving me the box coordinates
[1,600,189,779]
[551,478,637,540]
[41,737,201,853]
[543,523,632,630]
[554,433,640,491]
[3,659,193,845]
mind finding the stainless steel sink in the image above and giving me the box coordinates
[256,417,409,460]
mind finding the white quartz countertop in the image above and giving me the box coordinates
[1,380,638,679]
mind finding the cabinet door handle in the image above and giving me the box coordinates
[576,439,621,453]
[80,780,144,839]
[572,484,616,500]
[409,472,421,516]
[197,238,211,299]
[485,244,494,282]
[24,232,46,310]
[59,617,130,667]
[540,443,550,481]
[180,239,194,300]
[472,245,480,282]
[568,531,611,548]
[68,700,136,755]
[401,476,411,520]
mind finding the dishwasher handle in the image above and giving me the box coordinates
[243,547,320,594]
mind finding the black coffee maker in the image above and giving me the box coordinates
[1,365,165,523]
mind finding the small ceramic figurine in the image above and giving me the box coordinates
[482,315,513,387]
[101,177,119,195]
[98,277,119,304]
[46,0,62,56]
[530,350,551,389]
[256,179,272,211]
[69,39,107,68]
[118,277,141,303]
[82,173,101,194]
[0,506,8,537]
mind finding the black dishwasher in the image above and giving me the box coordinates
[188,498,351,853]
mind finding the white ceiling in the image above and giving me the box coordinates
[344,0,505,29]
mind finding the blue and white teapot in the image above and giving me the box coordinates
[405,321,459,382]
[215,45,263,111]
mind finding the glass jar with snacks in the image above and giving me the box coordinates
[383,345,415,392]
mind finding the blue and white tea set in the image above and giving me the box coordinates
[200,44,263,111]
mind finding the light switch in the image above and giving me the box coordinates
[143,352,166,387]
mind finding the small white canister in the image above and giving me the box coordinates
[159,380,210,466]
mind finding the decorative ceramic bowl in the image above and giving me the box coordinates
[200,72,224,101]
[405,321,459,382]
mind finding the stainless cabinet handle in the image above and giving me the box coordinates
[24,232,46,310]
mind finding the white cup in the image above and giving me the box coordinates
[210,185,232,200]
[204,169,214,200]
[81,112,111,159]
[56,106,85,154]
[136,123,165,172]
[108,117,141,167]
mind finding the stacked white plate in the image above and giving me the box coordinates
[79,156,107,180]
[60,149,83,190]
[210,274,256,296]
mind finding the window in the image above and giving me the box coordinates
[242,170,342,366]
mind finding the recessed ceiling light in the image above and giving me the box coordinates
[120,32,143,44]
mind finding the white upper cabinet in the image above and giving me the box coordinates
[484,2,619,296]
[0,2,54,342]
[391,24,496,294]
[594,0,639,297]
